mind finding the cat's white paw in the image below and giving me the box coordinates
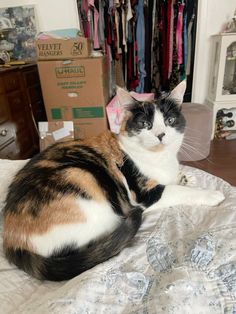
[178,172,197,187]
[200,190,225,206]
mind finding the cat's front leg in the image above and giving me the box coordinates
[146,185,225,211]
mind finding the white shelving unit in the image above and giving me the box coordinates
[207,33,236,138]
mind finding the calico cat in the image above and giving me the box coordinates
[3,81,224,281]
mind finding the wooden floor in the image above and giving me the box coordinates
[182,139,236,186]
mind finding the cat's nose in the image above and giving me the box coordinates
[157,132,165,142]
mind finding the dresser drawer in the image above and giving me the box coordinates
[3,72,20,92]
[23,68,40,87]
[28,85,43,103]
[0,140,19,159]
[0,94,9,123]
[8,90,25,108]
[0,77,5,94]
[14,110,31,134]
[0,64,42,159]
[31,100,47,122]
[0,122,16,148]
[16,129,34,156]
[7,91,26,118]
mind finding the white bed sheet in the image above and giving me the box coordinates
[0,159,236,314]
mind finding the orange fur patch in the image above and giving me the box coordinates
[82,131,124,176]
[148,144,164,152]
[4,196,85,251]
[64,168,106,201]
[130,190,137,202]
[36,160,60,168]
[143,179,159,191]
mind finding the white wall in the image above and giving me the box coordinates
[0,0,80,32]
[192,0,236,103]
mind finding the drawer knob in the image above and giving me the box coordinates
[0,129,8,136]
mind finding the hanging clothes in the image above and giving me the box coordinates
[77,0,198,95]
[144,0,154,92]
[89,0,100,49]
[183,6,188,71]
[168,0,174,79]
[176,2,185,66]
[135,0,146,93]
[151,0,161,92]
[80,0,90,38]
[186,13,194,76]
[98,0,105,47]
[169,2,180,90]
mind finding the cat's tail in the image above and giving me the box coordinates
[5,206,143,281]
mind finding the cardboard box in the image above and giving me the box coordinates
[36,36,91,60]
[38,121,74,151]
[38,57,109,107]
[38,57,109,139]
[40,107,108,139]
[73,119,107,139]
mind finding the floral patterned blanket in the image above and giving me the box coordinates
[0,159,236,314]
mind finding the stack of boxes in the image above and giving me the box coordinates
[36,29,110,140]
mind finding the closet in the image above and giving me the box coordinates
[77,0,198,101]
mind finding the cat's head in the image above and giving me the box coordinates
[117,81,186,151]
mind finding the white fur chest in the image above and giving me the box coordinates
[119,137,180,185]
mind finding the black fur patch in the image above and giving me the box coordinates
[125,102,155,135]
[157,98,186,133]
[119,152,165,207]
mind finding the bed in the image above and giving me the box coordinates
[0,159,236,314]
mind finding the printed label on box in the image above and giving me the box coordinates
[72,107,104,119]
[71,42,84,56]
[57,80,86,90]
[37,43,63,57]
[55,66,85,78]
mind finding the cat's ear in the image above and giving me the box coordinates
[116,86,136,109]
[168,79,186,107]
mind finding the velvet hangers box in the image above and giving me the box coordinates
[35,28,91,60]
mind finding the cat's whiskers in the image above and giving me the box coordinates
[183,136,213,158]
[180,142,215,165]
[182,131,215,162]
[183,135,204,144]
[184,126,206,135]
[179,146,195,161]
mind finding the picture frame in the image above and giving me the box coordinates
[0,5,38,61]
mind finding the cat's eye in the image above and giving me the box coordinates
[143,121,152,129]
[137,120,152,129]
[167,117,176,125]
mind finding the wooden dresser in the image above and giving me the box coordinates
[0,63,47,159]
